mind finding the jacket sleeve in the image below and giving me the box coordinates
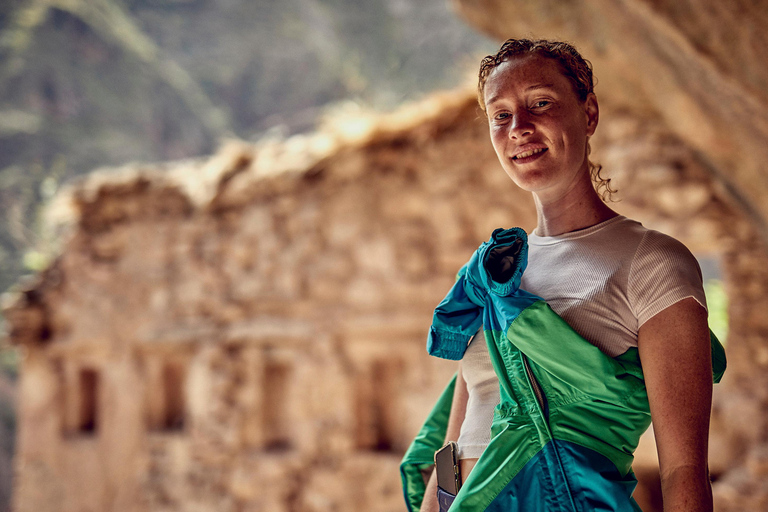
[710,330,727,383]
[400,374,456,512]
[427,266,484,360]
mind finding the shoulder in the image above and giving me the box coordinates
[622,222,705,325]
[599,217,692,254]
[630,227,701,277]
[586,216,698,267]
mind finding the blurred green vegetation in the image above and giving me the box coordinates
[704,279,729,345]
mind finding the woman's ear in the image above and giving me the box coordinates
[585,93,599,136]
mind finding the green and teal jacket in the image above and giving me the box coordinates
[401,227,726,511]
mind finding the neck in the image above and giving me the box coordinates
[532,171,618,237]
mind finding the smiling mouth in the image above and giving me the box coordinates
[513,148,547,160]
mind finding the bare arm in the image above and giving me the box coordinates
[637,297,713,512]
[421,364,469,512]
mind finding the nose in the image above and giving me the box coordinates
[509,111,534,139]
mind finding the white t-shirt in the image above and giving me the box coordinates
[456,215,707,459]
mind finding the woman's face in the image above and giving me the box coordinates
[483,55,598,200]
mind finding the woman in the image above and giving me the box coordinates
[402,39,724,511]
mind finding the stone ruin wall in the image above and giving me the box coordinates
[5,85,768,512]
[4,95,536,512]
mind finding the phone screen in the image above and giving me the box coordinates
[434,442,461,495]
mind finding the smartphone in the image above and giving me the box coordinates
[434,441,462,495]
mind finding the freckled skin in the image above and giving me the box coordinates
[483,56,599,205]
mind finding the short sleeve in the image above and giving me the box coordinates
[628,230,707,327]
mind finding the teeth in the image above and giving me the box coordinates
[514,148,545,159]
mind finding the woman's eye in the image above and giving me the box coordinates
[494,112,510,121]
[533,100,550,108]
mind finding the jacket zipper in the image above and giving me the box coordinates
[522,354,549,419]
[522,353,579,511]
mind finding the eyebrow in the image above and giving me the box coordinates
[485,83,556,106]
[527,83,555,91]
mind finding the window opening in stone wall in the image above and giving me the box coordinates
[262,360,292,451]
[146,357,187,433]
[78,368,99,434]
[356,359,399,452]
[161,361,186,430]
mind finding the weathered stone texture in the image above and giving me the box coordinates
[4,81,766,511]
[5,94,537,512]
[7,5,768,502]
